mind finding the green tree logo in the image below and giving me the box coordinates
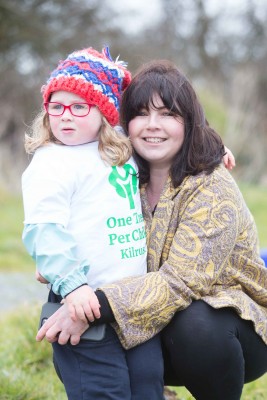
[108,164,138,209]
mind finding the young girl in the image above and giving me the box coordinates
[22,47,164,400]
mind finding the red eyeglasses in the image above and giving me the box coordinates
[44,102,92,117]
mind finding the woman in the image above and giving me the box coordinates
[37,60,267,400]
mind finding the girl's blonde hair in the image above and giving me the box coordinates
[25,109,132,166]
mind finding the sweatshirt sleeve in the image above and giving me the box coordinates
[22,223,89,297]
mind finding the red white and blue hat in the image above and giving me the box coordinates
[41,46,131,126]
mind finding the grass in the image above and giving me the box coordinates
[198,88,228,137]
[170,374,267,399]
[0,306,66,399]
[238,182,267,249]
[0,189,34,272]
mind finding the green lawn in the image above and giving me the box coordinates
[239,182,267,249]
[0,306,66,399]
[171,374,267,399]
[0,189,35,271]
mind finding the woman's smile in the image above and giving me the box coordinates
[129,94,184,169]
[143,137,167,143]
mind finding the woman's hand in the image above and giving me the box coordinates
[223,146,236,170]
[36,303,88,345]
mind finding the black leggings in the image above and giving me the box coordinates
[162,301,267,400]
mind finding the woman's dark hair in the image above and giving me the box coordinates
[120,60,225,187]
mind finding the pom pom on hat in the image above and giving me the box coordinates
[42,46,131,126]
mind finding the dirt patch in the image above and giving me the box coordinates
[1,272,48,315]
[164,387,181,399]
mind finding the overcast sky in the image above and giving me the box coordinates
[109,0,267,34]
[109,0,162,33]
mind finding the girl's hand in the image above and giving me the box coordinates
[65,285,101,323]
[35,270,49,284]
[223,146,236,170]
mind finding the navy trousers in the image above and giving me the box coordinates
[53,324,164,400]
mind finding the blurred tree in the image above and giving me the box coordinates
[0,0,125,190]
[135,0,267,185]
[0,0,266,190]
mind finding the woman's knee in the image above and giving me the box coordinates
[161,301,247,374]
[162,301,217,348]
[161,302,245,399]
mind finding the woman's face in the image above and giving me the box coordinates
[128,94,185,170]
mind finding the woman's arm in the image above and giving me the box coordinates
[37,167,240,349]
[101,167,240,349]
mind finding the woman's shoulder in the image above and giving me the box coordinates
[184,164,233,187]
[178,164,240,202]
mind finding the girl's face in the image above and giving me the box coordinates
[48,91,102,146]
[128,94,185,170]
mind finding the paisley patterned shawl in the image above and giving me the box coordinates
[101,164,267,349]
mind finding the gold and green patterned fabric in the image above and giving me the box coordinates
[102,164,267,349]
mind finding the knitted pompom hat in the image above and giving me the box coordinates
[41,46,131,126]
